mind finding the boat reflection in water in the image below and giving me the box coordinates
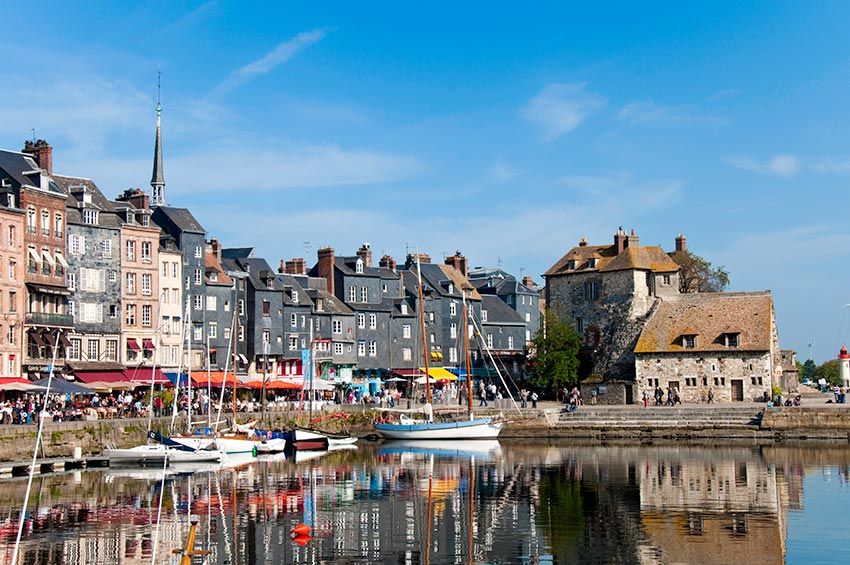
[0,441,849,564]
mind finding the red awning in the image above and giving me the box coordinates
[192,371,240,387]
[28,330,47,347]
[391,368,426,377]
[142,339,156,350]
[126,339,141,352]
[125,367,170,385]
[73,370,129,384]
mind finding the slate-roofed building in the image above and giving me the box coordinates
[0,142,73,378]
[54,175,122,368]
[204,239,234,372]
[544,228,682,381]
[0,169,25,379]
[634,292,780,402]
[275,271,314,379]
[469,265,541,345]
[479,294,528,381]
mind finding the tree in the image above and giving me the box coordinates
[816,360,841,386]
[799,359,817,382]
[529,311,581,391]
[668,250,730,293]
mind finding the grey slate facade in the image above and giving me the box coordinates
[204,239,235,371]
[479,294,527,380]
[297,276,357,381]
[469,267,541,345]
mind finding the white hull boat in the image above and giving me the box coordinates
[169,435,216,451]
[328,436,358,446]
[374,417,502,440]
[106,444,169,466]
[166,448,223,464]
[256,438,288,454]
[215,435,261,455]
[293,428,330,450]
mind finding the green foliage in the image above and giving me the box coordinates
[669,250,730,293]
[529,311,581,391]
[799,359,817,382]
[816,360,842,386]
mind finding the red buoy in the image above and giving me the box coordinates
[292,534,312,546]
[291,523,312,537]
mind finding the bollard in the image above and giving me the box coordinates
[73,446,82,460]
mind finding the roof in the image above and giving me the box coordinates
[275,273,313,306]
[470,270,536,297]
[151,206,205,235]
[0,149,64,195]
[307,288,353,315]
[53,175,121,229]
[205,253,233,286]
[439,265,482,300]
[634,292,774,354]
[545,241,680,277]
[222,247,253,260]
[334,256,400,279]
[481,295,525,325]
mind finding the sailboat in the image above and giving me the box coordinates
[374,258,503,440]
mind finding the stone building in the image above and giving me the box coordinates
[113,189,159,369]
[157,243,183,376]
[544,228,681,380]
[54,175,122,367]
[634,292,780,402]
[0,203,25,378]
[0,142,73,377]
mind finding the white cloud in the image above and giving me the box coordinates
[519,83,606,140]
[487,161,521,183]
[811,157,850,176]
[617,100,721,126]
[725,154,800,178]
[209,29,328,99]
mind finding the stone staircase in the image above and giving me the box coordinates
[549,405,764,430]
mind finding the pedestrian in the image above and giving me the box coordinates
[479,382,488,407]
[707,387,715,404]
[642,390,649,408]
[590,389,597,405]
[834,385,841,403]
[673,386,682,405]
[654,385,664,406]
[531,390,538,409]
[520,388,528,409]
[666,386,673,406]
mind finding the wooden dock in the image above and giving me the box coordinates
[0,455,110,478]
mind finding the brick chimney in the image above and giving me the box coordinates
[444,251,468,277]
[578,237,588,247]
[356,243,373,267]
[22,139,53,176]
[675,234,687,253]
[317,247,335,295]
[625,228,639,249]
[116,188,150,211]
[614,227,627,255]
[405,253,431,269]
[522,275,535,288]
[284,257,306,275]
[208,238,221,260]
[379,254,397,272]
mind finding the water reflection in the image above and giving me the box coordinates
[0,441,847,564]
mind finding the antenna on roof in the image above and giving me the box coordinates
[441,251,449,260]
[303,241,312,256]
[156,66,162,111]
[497,257,502,268]
[519,266,526,277]
[30,129,35,144]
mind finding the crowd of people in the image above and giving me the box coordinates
[0,391,152,424]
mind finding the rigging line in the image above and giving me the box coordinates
[214,305,237,433]
[469,314,522,414]
[11,331,61,565]
[149,433,170,564]
[468,307,524,399]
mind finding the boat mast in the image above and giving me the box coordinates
[187,294,192,432]
[309,318,315,424]
[231,300,238,424]
[416,254,432,406]
[206,334,211,428]
[261,340,268,425]
[463,290,474,417]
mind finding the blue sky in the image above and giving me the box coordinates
[1,2,849,362]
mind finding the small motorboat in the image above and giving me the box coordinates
[293,428,330,450]
[106,444,169,466]
[328,435,358,446]
[253,429,293,454]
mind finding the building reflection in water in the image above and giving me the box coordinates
[0,442,842,564]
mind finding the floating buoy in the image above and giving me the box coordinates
[291,523,312,537]
[291,534,312,546]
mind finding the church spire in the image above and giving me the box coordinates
[150,69,165,207]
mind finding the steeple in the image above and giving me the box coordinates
[150,69,165,207]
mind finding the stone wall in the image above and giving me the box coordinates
[636,351,773,402]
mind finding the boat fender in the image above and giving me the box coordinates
[291,523,312,537]
[252,445,258,458]
[291,534,312,546]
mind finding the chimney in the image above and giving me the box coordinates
[356,242,373,267]
[675,234,687,253]
[522,275,535,288]
[578,236,588,247]
[379,254,397,272]
[284,257,307,275]
[209,238,221,260]
[405,253,431,269]
[444,251,468,277]
[626,228,639,249]
[22,139,53,176]
[317,247,335,296]
[614,227,627,255]
[116,188,150,211]
[279,259,286,273]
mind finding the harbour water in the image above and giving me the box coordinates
[1,440,848,564]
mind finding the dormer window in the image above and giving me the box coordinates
[587,258,598,269]
[482,309,488,322]
[448,283,454,294]
[683,335,697,349]
[724,333,740,348]
[83,209,99,225]
[355,258,364,274]
[567,260,576,270]
[291,290,299,303]
[209,272,218,282]
[401,304,408,315]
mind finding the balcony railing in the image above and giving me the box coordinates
[26,312,74,327]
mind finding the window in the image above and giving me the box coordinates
[68,235,83,256]
[403,324,411,339]
[449,347,457,363]
[78,302,103,323]
[529,296,534,306]
[141,241,152,262]
[8,291,15,313]
[160,261,167,278]
[109,271,117,283]
[525,312,531,322]
[290,313,297,327]
[87,339,99,361]
[357,341,366,357]
[382,283,387,293]
[725,333,740,347]
[482,309,488,322]
[67,272,76,291]
[487,333,493,348]
[41,210,49,235]
[583,281,599,301]
[207,296,217,310]
[526,329,531,342]
[193,295,202,310]
[68,339,81,360]
[663,274,671,286]
[100,240,112,258]
[291,289,298,304]
[357,313,365,329]
[368,340,377,357]
[105,340,117,361]
[348,286,356,303]
[224,300,230,312]
[403,347,412,361]
[193,324,203,341]
[401,304,408,315]
[450,302,456,317]
[332,319,342,334]
[194,246,202,259]
[262,329,270,344]
[289,336,298,350]
[83,209,98,225]
[587,258,597,268]
[7,260,14,281]
[7,225,14,246]
[126,273,136,294]
[126,240,136,261]
[683,335,696,349]
[171,262,178,278]
[360,286,368,303]
[369,313,377,329]
[126,304,136,325]
[6,326,13,346]
[508,336,514,349]
[141,274,152,295]
[429,311,435,323]
[450,323,457,339]
[184,276,190,290]
[355,258,363,273]
[142,305,152,327]
[430,332,436,344]
[26,208,36,233]
[224,326,231,340]
[567,260,576,270]
[194,269,202,286]
[262,300,271,316]
[334,342,344,355]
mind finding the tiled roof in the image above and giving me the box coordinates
[481,295,524,325]
[205,253,233,286]
[438,265,482,301]
[634,292,773,354]
[545,242,679,276]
